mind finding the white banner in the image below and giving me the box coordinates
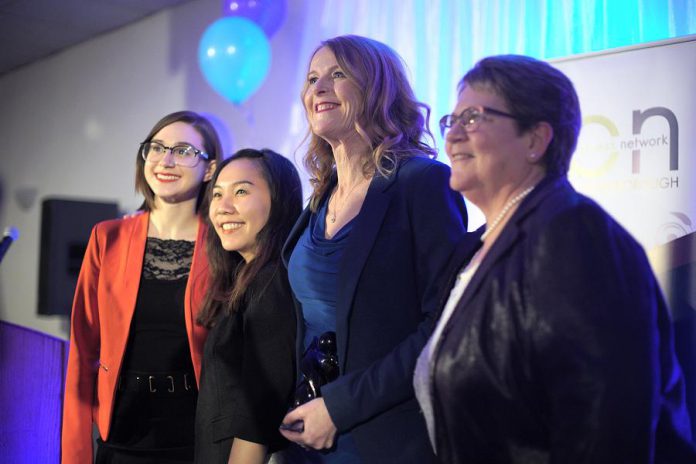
[554,34,696,436]
[555,35,695,255]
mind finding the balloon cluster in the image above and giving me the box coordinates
[198,1,287,104]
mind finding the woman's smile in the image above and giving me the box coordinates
[153,172,181,182]
[315,102,340,113]
[219,221,244,233]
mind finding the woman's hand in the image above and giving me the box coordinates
[279,398,337,449]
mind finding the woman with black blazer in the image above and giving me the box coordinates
[414,55,696,463]
[194,149,302,464]
[279,35,467,464]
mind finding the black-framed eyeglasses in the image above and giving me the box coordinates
[439,106,520,137]
[140,141,210,167]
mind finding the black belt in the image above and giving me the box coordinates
[118,371,196,395]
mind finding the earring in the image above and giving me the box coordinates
[528,153,538,161]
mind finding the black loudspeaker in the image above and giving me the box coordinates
[38,198,119,315]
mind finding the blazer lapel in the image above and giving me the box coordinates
[187,219,210,382]
[450,177,559,315]
[282,205,312,268]
[281,168,400,366]
[335,172,397,366]
[433,229,484,320]
[282,203,313,363]
[116,213,148,345]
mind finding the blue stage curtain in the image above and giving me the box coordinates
[291,0,696,153]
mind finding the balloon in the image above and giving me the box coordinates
[222,0,287,37]
[198,17,271,105]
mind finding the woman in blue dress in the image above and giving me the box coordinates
[279,35,468,464]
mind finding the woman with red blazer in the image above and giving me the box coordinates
[62,111,222,463]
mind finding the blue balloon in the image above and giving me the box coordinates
[222,0,287,37]
[198,17,271,105]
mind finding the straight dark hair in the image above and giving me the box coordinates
[197,149,303,328]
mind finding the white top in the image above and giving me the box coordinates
[413,250,481,451]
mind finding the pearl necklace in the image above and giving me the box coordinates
[480,186,535,242]
[329,178,368,224]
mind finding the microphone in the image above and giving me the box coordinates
[0,226,19,264]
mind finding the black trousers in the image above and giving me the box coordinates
[95,387,197,464]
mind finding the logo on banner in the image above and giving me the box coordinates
[570,106,679,190]
[657,212,693,243]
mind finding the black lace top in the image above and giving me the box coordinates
[120,237,196,373]
[104,238,199,454]
[141,238,195,281]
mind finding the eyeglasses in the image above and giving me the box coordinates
[439,106,520,137]
[140,141,210,167]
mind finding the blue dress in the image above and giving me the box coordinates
[287,199,362,464]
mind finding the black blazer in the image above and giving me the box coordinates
[430,176,696,463]
[194,262,296,463]
[283,156,467,464]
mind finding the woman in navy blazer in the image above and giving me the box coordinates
[279,35,467,464]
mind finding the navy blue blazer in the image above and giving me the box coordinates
[283,156,467,464]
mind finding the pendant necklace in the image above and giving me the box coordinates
[480,185,535,242]
[329,178,367,224]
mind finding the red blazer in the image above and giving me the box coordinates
[61,213,210,463]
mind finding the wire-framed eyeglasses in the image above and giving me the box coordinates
[140,141,210,167]
[439,106,520,137]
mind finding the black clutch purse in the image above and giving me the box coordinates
[292,331,339,408]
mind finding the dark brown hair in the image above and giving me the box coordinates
[135,111,223,213]
[197,149,303,328]
[459,55,581,177]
